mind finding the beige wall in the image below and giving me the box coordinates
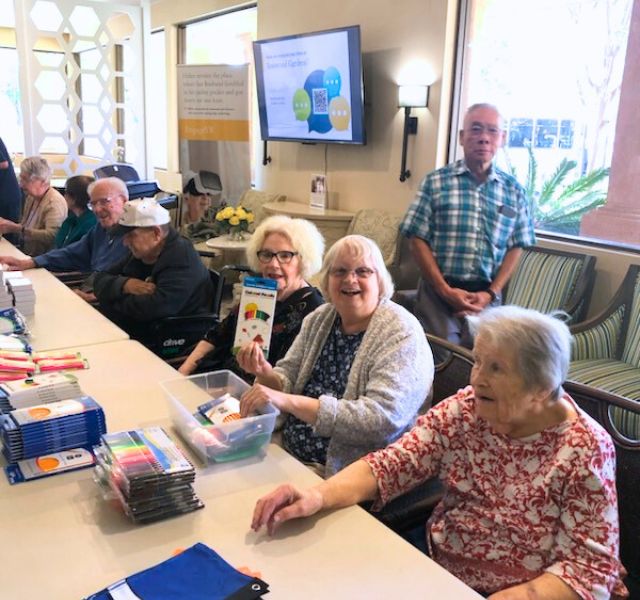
[151,0,638,315]
[254,0,456,215]
[151,0,458,216]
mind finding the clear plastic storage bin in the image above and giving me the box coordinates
[160,370,279,463]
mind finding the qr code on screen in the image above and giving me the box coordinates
[312,88,328,115]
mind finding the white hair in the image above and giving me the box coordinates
[87,176,129,200]
[245,215,325,279]
[468,305,572,397]
[20,156,52,183]
[318,234,394,302]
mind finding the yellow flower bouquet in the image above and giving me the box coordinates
[215,204,254,239]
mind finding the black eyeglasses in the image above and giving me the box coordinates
[257,250,299,264]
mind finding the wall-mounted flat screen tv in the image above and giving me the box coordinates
[253,25,365,145]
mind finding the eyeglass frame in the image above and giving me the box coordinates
[256,250,299,264]
[329,266,377,279]
[465,123,503,138]
[88,195,118,210]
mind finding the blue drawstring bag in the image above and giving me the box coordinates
[84,543,269,600]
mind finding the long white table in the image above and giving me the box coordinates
[0,340,482,599]
[0,238,128,350]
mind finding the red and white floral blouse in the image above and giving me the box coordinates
[364,386,627,599]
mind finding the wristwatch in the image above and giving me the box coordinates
[486,287,498,302]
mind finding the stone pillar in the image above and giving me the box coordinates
[581,0,640,244]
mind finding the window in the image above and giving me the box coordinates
[183,8,256,66]
[0,1,21,154]
[181,6,257,186]
[0,46,23,154]
[149,29,167,169]
[453,0,634,245]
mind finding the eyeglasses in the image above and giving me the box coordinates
[257,250,299,264]
[467,124,502,138]
[329,267,376,279]
[88,196,115,210]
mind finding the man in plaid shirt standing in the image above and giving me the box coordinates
[400,103,535,347]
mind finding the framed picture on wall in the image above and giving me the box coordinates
[310,174,327,209]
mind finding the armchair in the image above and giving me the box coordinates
[562,379,640,596]
[346,209,403,267]
[390,235,421,312]
[392,244,597,322]
[237,189,286,229]
[569,264,640,439]
[502,246,596,322]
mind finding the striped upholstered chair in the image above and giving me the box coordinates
[392,244,596,321]
[346,209,403,267]
[569,264,640,439]
[502,246,596,323]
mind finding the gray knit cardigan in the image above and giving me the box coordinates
[273,299,434,476]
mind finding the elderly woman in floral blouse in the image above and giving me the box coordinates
[250,306,628,600]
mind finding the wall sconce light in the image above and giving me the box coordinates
[398,84,429,182]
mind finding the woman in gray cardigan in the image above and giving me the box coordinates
[239,234,434,477]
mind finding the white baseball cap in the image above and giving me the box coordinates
[114,198,170,234]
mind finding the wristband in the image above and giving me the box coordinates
[486,287,497,302]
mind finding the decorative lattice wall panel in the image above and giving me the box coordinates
[15,0,148,177]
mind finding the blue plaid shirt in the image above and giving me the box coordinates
[400,159,535,283]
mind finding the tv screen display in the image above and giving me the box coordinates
[253,25,365,145]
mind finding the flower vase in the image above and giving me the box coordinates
[229,227,245,241]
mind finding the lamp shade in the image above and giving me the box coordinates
[398,84,429,108]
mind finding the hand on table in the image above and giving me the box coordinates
[252,484,323,536]
[236,341,273,377]
[0,256,36,271]
[123,278,156,295]
[74,289,97,303]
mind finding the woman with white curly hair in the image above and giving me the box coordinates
[238,234,433,477]
[178,214,325,378]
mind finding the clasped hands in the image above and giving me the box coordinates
[444,286,493,317]
[123,277,156,295]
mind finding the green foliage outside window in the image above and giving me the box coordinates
[508,146,610,236]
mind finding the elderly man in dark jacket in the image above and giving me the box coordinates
[94,198,212,348]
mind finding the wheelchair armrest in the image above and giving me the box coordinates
[51,272,93,288]
[363,477,444,535]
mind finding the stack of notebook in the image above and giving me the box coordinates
[0,396,106,464]
[94,427,204,524]
[0,276,13,310]
[7,277,35,316]
[0,372,83,413]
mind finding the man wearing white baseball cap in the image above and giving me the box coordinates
[93,198,212,349]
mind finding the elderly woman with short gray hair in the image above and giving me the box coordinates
[0,156,67,256]
[238,234,433,477]
[250,306,627,599]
